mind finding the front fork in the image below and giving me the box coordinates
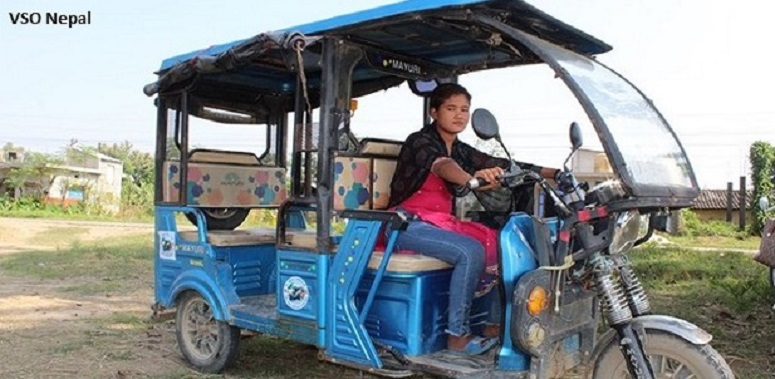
[591,254,655,379]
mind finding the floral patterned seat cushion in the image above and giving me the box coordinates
[162,161,287,207]
[333,156,397,210]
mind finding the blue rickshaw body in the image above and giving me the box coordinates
[154,204,559,371]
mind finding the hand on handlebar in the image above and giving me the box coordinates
[466,177,490,190]
[468,167,504,190]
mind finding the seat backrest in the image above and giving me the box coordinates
[188,149,261,165]
[333,139,402,211]
[162,150,287,207]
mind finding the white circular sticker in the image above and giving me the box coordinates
[282,276,309,311]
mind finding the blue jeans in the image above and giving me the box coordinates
[395,220,496,336]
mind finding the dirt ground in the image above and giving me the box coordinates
[0,217,187,379]
[1,217,770,378]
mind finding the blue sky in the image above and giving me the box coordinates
[1,0,772,189]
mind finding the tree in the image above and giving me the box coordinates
[750,141,775,235]
[2,142,25,153]
[5,151,63,200]
[97,141,155,214]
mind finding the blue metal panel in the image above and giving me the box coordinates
[159,0,489,70]
[356,269,460,355]
[315,253,329,347]
[276,250,321,320]
[228,244,276,297]
[153,206,245,321]
[166,265,239,321]
[231,308,319,346]
[496,213,546,371]
[326,219,383,367]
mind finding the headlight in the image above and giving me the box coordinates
[609,210,640,254]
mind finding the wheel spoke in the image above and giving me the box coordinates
[647,354,661,374]
[672,361,697,379]
[200,337,215,355]
[179,297,222,360]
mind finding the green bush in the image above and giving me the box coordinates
[679,209,746,238]
[750,141,774,235]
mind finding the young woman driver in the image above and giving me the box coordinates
[386,83,559,355]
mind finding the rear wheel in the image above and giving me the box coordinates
[176,292,240,373]
[591,330,733,379]
[186,208,249,230]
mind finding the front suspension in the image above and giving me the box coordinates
[592,255,655,379]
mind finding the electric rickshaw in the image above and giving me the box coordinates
[143,1,734,377]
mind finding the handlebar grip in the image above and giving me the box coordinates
[467,177,489,189]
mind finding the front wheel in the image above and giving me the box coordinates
[591,330,734,379]
[176,292,240,373]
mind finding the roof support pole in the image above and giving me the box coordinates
[317,38,362,252]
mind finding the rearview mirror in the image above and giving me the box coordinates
[760,196,772,211]
[569,122,583,150]
[563,122,584,171]
[471,108,500,141]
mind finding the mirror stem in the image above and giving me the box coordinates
[496,136,514,163]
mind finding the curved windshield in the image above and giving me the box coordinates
[519,33,697,194]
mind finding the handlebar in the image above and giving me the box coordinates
[466,177,490,190]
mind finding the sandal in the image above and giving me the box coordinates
[450,335,497,355]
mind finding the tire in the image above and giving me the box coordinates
[186,208,249,230]
[175,292,240,373]
[591,330,734,379]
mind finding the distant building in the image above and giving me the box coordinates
[0,147,124,213]
[570,148,615,186]
[0,146,34,198]
[691,189,752,223]
[48,151,124,212]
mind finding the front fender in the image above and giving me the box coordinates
[588,315,713,366]
[167,268,236,321]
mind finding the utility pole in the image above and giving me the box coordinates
[739,176,746,230]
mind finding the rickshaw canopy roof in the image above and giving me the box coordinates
[146,0,611,115]
[145,0,700,210]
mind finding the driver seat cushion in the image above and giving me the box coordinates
[178,228,276,246]
[368,251,452,272]
[179,228,335,248]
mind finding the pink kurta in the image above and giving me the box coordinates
[397,173,499,296]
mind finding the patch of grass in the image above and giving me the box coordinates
[221,336,383,379]
[0,234,153,282]
[52,338,95,354]
[0,208,152,223]
[59,281,123,295]
[632,246,771,313]
[27,226,88,247]
[679,209,749,238]
[105,349,136,361]
[630,246,775,377]
[98,313,149,330]
[664,233,761,250]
